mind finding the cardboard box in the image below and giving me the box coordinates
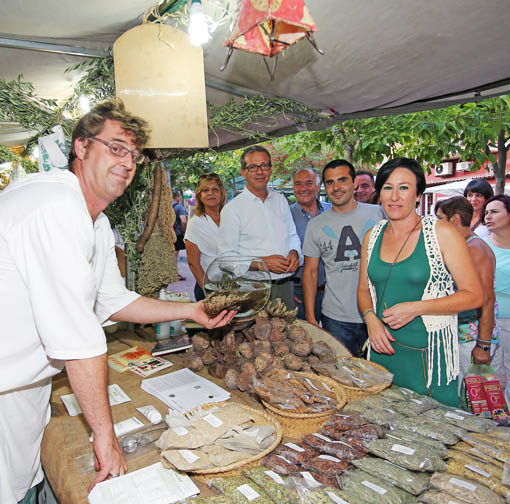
[464,375,491,418]
[482,379,510,421]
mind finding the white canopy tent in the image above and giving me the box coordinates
[1,0,510,149]
[425,179,510,197]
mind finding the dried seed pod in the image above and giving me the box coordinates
[292,340,312,357]
[270,317,287,332]
[284,353,303,371]
[238,342,254,360]
[253,320,271,340]
[184,352,203,371]
[265,299,298,321]
[273,343,290,357]
[286,325,307,342]
[224,368,240,390]
[201,347,216,365]
[253,340,272,355]
[192,332,210,352]
[255,352,273,373]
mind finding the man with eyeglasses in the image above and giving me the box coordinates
[0,99,235,504]
[217,145,301,309]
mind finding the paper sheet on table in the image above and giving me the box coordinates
[141,368,230,413]
[88,462,199,504]
[61,384,131,416]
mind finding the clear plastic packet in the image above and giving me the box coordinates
[341,424,388,441]
[287,471,340,494]
[424,407,496,434]
[450,441,505,468]
[393,396,440,416]
[429,472,505,504]
[300,487,357,504]
[417,489,466,504]
[462,432,510,462]
[367,438,447,472]
[353,456,431,495]
[210,476,273,504]
[263,454,299,475]
[324,413,365,431]
[321,439,366,461]
[301,455,352,476]
[361,407,403,427]
[385,429,448,457]
[390,415,460,445]
[340,469,416,504]
[242,466,300,503]
[273,442,318,465]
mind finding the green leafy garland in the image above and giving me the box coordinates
[0,145,38,174]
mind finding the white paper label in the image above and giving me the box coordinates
[276,455,292,464]
[448,501,462,504]
[172,426,189,436]
[203,413,223,428]
[313,432,333,442]
[450,477,476,492]
[455,408,473,415]
[445,412,465,421]
[237,484,260,501]
[322,382,332,391]
[411,399,423,404]
[342,365,355,375]
[305,378,319,390]
[319,455,341,462]
[383,408,396,414]
[285,442,305,452]
[264,470,284,485]
[391,444,415,455]
[362,480,387,495]
[179,450,199,464]
[465,464,491,478]
[300,471,321,488]
[327,491,349,504]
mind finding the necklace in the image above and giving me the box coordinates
[376,216,422,314]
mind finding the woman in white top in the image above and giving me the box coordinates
[185,173,226,301]
[464,179,494,237]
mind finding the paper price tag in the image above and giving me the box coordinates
[301,472,321,488]
[305,378,319,390]
[276,455,292,464]
[327,491,349,504]
[383,408,396,414]
[285,442,305,452]
[172,426,188,436]
[179,450,199,464]
[447,501,462,504]
[319,455,341,462]
[313,433,333,442]
[237,484,260,501]
[203,413,223,428]
[450,477,476,492]
[411,399,423,404]
[264,470,284,485]
[465,464,491,478]
[362,480,387,495]
[445,412,465,421]
[391,444,415,455]
[322,382,332,391]
[455,408,472,415]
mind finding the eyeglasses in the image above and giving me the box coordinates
[91,137,147,164]
[245,162,271,173]
[198,172,221,180]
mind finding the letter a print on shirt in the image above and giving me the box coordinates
[335,226,361,262]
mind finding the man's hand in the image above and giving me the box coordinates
[191,301,236,329]
[89,434,127,491]
[285,250,299,273]
[472,345,491,365]
[261,254,290,274]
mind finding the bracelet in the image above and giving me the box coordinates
[362,309,375,320]
[477,338,491,344]
[476,342,491,352]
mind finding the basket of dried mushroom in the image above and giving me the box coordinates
[253,369,347,437]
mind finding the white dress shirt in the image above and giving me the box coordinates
[217,187,301,280]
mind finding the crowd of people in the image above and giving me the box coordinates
[184,148,510,409]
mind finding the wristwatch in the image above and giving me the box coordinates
[476,342,491,352]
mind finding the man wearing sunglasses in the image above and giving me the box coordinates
[0,99,235,504]
[217,145,301,309]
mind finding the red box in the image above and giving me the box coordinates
[464,375,491,417]
[482,379,510,421]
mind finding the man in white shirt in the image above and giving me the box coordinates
[0,99,234,504]
[217,146,301,309]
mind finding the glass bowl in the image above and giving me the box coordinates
[203,256,271,319]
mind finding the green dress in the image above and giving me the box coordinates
[367,223,459,406]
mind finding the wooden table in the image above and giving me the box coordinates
[41,322,349,503]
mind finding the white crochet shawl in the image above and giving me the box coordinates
[366,216,458,387]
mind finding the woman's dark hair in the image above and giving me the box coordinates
[482,194,510,223]
[463,179,494,200]
[435,196,473,227]
[374,157,426,196]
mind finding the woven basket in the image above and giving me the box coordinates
[337,357,392,403]
[183,402,283,477]
[260,372,347,437]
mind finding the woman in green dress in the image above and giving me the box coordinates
[357,158,482,406]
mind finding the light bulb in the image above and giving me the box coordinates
[188,0,210,46]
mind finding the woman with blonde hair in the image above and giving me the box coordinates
[185,173,226,301]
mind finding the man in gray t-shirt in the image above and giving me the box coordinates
[303,159,384,355]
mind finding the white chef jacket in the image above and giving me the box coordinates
[217,187,301,280]
[0,170,139,503]
[184,214,219,275]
